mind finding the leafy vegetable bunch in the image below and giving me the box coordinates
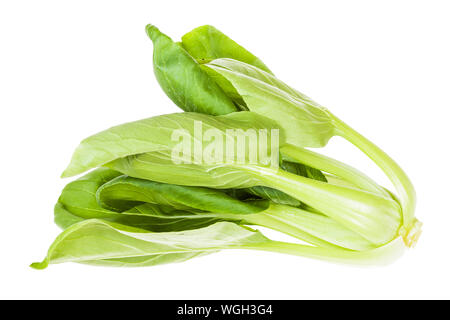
[32,25,421,269]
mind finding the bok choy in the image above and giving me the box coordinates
[32,24,420,270]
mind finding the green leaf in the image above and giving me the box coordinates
[205,58,336,148]
[56,169,251,233]
[201,65,248,110]
[245,186,302,207]
[97,175,266,214]
[146,25,238,115]
[57,165,269,233]
[107,204,237,233]
[58,168,122,218]
[62,111,282,178]
[83,251,214,268]
[181,25,272,74]
[281,160,327,183]
[31,220,269,269]
[54,202,85,229]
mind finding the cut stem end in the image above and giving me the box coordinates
[399,218,423,248]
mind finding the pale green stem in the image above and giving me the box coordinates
[280,144,389,197]
[191,212,345,250]
[330,114,417,232]
[242,166,402,246]
[241,204,375,251]
[235,236,405,266]
[239,211,344,250]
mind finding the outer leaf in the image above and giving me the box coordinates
[31,220,269,269]
[207,58,321,106]
[52,209,217,267]
[146,25,238,115]
[62,112,281,178]
[205,58,336,148]
[201,65,248,110]
[83,251,213,268]
[181,25,272,74]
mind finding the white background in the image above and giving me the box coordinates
[1,0,449,299]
